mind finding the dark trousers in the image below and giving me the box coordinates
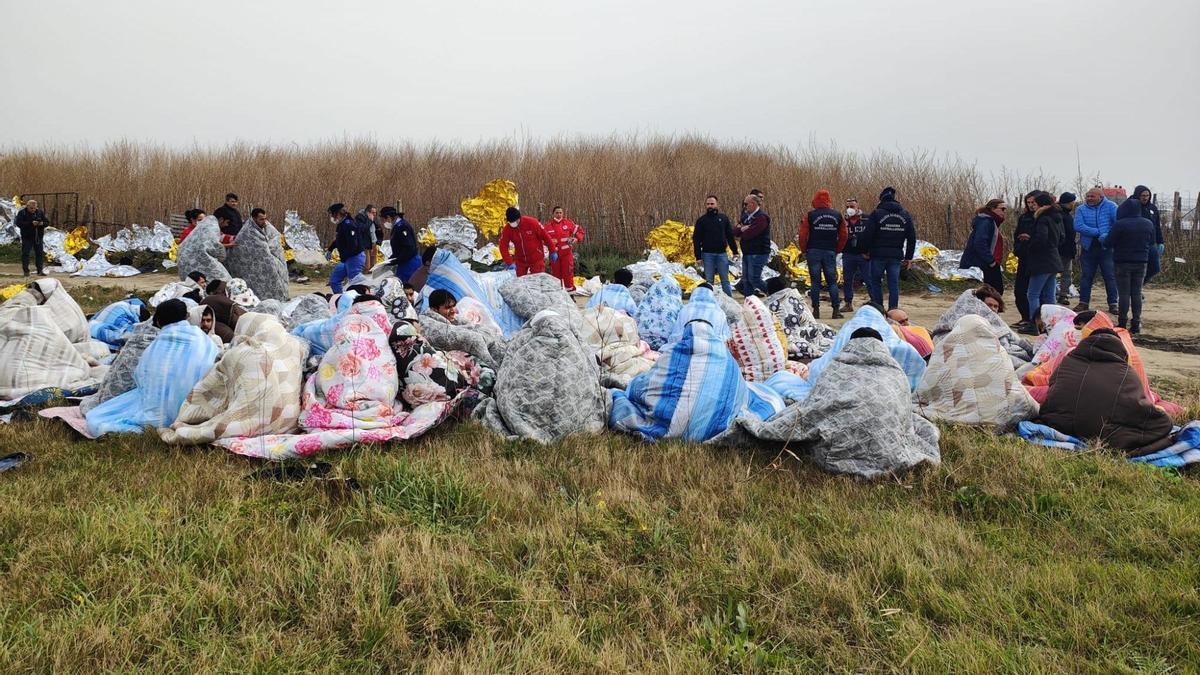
[805,248,840,308]
[20,226,45,274]
[1013,262,1030,321]
[867,258,902,310]
[1114,262,1146,327]
[981,262,1004,294]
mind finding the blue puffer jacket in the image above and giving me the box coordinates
[1073,198,1117,251]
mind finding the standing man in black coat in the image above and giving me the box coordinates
[692,195,739,296]
[1056,192,1077,305]
[861,186,916,310]
[213,193,243,237]
[1011,191,1040,323]
[15,198,49,277]
[1131,185,1164,284]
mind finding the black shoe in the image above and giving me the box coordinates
[37,271,48,276]
[1108,303,1119,314]
[831,307,844,319]
[812,305,820,319]
[840,302,853,313]
[1017,322,1039,336]
[1130,322,1141,335]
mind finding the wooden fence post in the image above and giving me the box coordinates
[944,204,953,249]
[1173,191,1183,241]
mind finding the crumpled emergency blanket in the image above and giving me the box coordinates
[931,290,1034,366]
[610,318,786,443]
[217,301,464,460]
[580,306,656,389]
[85,321,219,436]
[717,338,941,479]
[636,276,683,351]
[225,221,290,302]
[175,215,231,282]
[790,306,926,401]
[586,283,639,318]
[78,322,159,415]
[915,315,1039,431]
[161,314,306,445]
[476,310,608,443]
[764,288,835,359]
[727,296,789,382]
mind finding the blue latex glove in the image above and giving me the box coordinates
[506,263,516,271]
[550,252,559,262]
[1158,243,1165,256]
[325,250,333,261]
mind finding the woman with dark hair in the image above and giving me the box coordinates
[960,198,1007,292]
[972,284,1006,314]
[178,208,207,243]
[1020,193,1065,334]
[1012,191,1042,324]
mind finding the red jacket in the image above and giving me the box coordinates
[797,189,848,253]
[499,215,553,265]
[543,217,584,252]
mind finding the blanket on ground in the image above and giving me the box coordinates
[0,304,106,404]
[88,299,145,350]
[218,301,461,460]
[764,288,835,359]
[790,306,927,401]
[931,289,1034,366]
[580,306,656,389]
[85,321,219,436]
[225,221,290,302]
[161,314,307,445]
[389,320,491,406]
[78,322,158,415]
[1018,420,1200,468]
[419,309,505,369]
[717,338,941,479]
[476,310,608,443]
[586,283,639,318]
[610,319,786,443]
[727,296,789,382]
[1037,329,1176,455]
[175,215,231,282]
[914,315,1039,431]
[671,286,731,343]
[636,276,683,351]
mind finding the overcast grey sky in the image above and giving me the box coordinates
[3,0,1198,193]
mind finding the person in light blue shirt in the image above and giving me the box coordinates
[1072,188,1118,313]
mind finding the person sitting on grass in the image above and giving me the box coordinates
[973,284,1005,314]
[886,307,933,361]
[586,267,639,317]
[428,289,458,322]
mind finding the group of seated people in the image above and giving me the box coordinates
[1,245,1195,475]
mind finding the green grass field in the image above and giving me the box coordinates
[1,378,1198,672]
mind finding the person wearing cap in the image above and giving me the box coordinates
[497,207,554,277]
[797,189,847,318]
[326,202,366,294]
[860,186,916,310]
[1056,192,1077,305]
[543,206,585,292]
[381,207,420,282]
[840,197,869,313]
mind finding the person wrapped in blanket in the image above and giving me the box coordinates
[389,318,495,404]
[585,267,639,318]
[200,280,246,344]
[88,298,150,350]
[884,308,933,361]
[85,299,220,436]
[418,289,505,369]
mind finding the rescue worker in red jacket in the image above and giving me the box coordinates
[498,206,554,276]
[543,205,585,292]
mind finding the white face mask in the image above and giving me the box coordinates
[845,208,858,217]
[329,216,339,225]
[507,220,519,228]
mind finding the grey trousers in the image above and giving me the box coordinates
[1056,257,1073,301]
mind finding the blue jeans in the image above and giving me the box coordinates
[395,254,422,282]
[1027,272,1057,324]
[701,252,733,296]
[1078,244,1116,306]
[841,252,868,304]
[805,248,839,308]
[868,258,902,310]
[738,253,769,295]
[329,251,366,294]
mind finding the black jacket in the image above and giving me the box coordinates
[355,211,378,251]
[327,216,364,260]
[862,198,916,260]
[1024,204,1064,276]
[1058,203,1077,259]
[213,204,243,235]
[692,210,738,258]
[738,209,772,255]
[1012,210,1037,260]
[843,215,870,255]
[1109,199,1155,264]
[390,217,418,264]
[14,207,48,231]
[1131,185,1163,246]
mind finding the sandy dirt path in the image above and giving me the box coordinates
[4,263,1197,378]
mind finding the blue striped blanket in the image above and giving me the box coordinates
[586,283,639,318]
[88,299,144,350]
[1019,420,1200,468]
[670,286,731,343]
[424,249,522,335]
[789,306,926,401]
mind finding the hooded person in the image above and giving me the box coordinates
[670,284,732,343]
[281,293,334,331]
[84,299,220,436]
[476,310,609,443]
[1108,196,1155,333]
[764,277,835,360]
[224,208,290,302]
[199,279,244,344]
[0,301,107,405]
[915,314,1039,431]
[161,313,307,445]
[791,305,927,401]
[797,189,848,318]
[498,207,554,277]
[418,291,506,369]
[188,304,225,352]
[1056,192,1078,304]
[636,275,684,351]
[860,187,917,311]
[1021,193,1065,334]
[78,321,159,416]
[88,298,148,350]
[218,300,463,460]
[175,215,231,284]
[610,318,787,443]
[580,305,656,389]
[960,198,1007,292]
[1037,328,1175,455]
[727,295,790,382]
[931,289,1034,367]
[424,248,511,334]
[1130,185,1164,284]
[716,335,941,479]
